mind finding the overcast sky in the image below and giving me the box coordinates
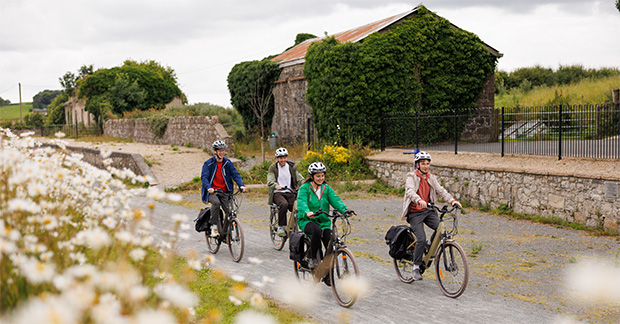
[1,0,619,108]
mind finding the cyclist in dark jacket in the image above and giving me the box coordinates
[201,140,246,237]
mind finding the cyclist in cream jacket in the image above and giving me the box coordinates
[400,151,461,281]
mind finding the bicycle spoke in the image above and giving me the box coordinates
[331,248,360,308]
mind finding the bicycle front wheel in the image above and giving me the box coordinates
[435,241,469,298]
[227,219,245,262]
[331,248,360,308]
[269,208,286,251]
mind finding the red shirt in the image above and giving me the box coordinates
[410,169,430,212]
[211,161,227,191]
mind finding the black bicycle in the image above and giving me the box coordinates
[393,202,469,298]
[269,188,298,250]
[205,188,245,262]
[293,209,360,308]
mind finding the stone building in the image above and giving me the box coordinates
[270,7,501,144]
[63,97,95,127]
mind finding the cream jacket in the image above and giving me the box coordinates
[400,171,455,220]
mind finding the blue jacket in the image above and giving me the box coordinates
[201,156,245,204]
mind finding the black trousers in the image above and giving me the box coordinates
[406,208,439,266]
[303,221,332,261]
[273,192,296,226]
[208,191,231,227]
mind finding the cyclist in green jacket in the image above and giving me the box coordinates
[296,162,353,270]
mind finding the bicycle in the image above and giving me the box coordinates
[205,188,245,262]
[393,202,469,298]
[293,209,360,308]
[268,188,298,250]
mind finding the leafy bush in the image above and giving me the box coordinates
[298,144,374,182]
[147,113,169,139]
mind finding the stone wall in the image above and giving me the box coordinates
[41,143,158,186]
[366,158,620,232]
[271,63,314,145]
[103,116,233,152]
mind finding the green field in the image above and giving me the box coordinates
[495,75,620,107]
[0,103,34,120]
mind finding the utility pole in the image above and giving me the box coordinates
[19,83,22,120]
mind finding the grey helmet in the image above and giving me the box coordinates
[275,147,288,157]
[308,162,327,175]
[212,140,227,150]
[414,151,431,163]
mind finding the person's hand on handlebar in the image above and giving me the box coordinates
[417,199,428,209]
[450,200,462,209]
[240,186,247,192]
[208,188,214,194]
[345,210,356,217]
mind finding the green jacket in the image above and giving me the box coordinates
[267,161,304,205]
[296,181,348,231]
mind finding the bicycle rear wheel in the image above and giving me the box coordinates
[331,248,360,308]
[293,238,315,288]
[205,232,221,254]
[435,241,469,298]
[393,255,415,283]
[269,207,286,251]
[227,219,244,262]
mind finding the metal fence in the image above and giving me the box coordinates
[40,124,102,139]
[380,103,620,160]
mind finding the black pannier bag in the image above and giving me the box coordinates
[194,208,211,232]
[289,231,306,262]
[384,225,414,259]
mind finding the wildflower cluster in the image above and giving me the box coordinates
[299,145,373,181]
[0,128,201,323]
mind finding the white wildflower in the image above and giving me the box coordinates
[566,259,620,303]
[154,282,198,308]
[146,187,165,200]
[102,217,117,229]
[129,248,147,261]
[8,198,41,214]
[188,259,202,271]
[19,257,56,284]
[228,295,243,306]
[167,193,182,202]
[129,285,149,303]
[54,131,66,138]
[234,310,276,324]
[231,274,245,282]
[8,295,79,324]
[132,309,177,324]
[100,150,112,159]
[171,213,187,222]
[249,293,266,309]
[76,228,111,250]
[248,257,263,265]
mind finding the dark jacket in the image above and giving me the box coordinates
[201,156,245,204]
[267,161,304,205]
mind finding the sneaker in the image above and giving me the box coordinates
[307,258,318,269]
[323,274,331,287]
[276,226,286,237]
[210,225,219,237]
[412,268,423,281]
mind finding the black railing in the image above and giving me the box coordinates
[40,124,102,139]
[380,103,620,160]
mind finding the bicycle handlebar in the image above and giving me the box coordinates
[427,202,460,214]
[308,209,355,219]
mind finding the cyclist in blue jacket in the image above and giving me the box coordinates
[201,140,246,237]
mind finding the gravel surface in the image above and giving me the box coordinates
[45,138,620,322]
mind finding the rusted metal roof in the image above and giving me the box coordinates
[271,8,417,66]
[271,7,501,67]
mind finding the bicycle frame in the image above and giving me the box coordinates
[422,203,457,271]
[213,189,242,241]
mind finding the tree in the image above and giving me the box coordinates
[46,93,69,125]
[59,71,77,96]
[107,73,146,115]
[227,59,281,161]
[0,97,10,106]
[33,90,63,108]
[617,0,620,13]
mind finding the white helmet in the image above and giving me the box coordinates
[414,151,431,163]
[212,140,227,150]
[275,147,288,157]
[308,162,327,175]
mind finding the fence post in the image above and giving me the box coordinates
[501,107,504,157]
[415,111,419,149]
[75,124,78,139]
[453,108,458,154]
[380,111,385,151]
[614,89,619,159]
[558,104,563,160]
[307,117,311,150]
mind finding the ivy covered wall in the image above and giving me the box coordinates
[303,6,498,145]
